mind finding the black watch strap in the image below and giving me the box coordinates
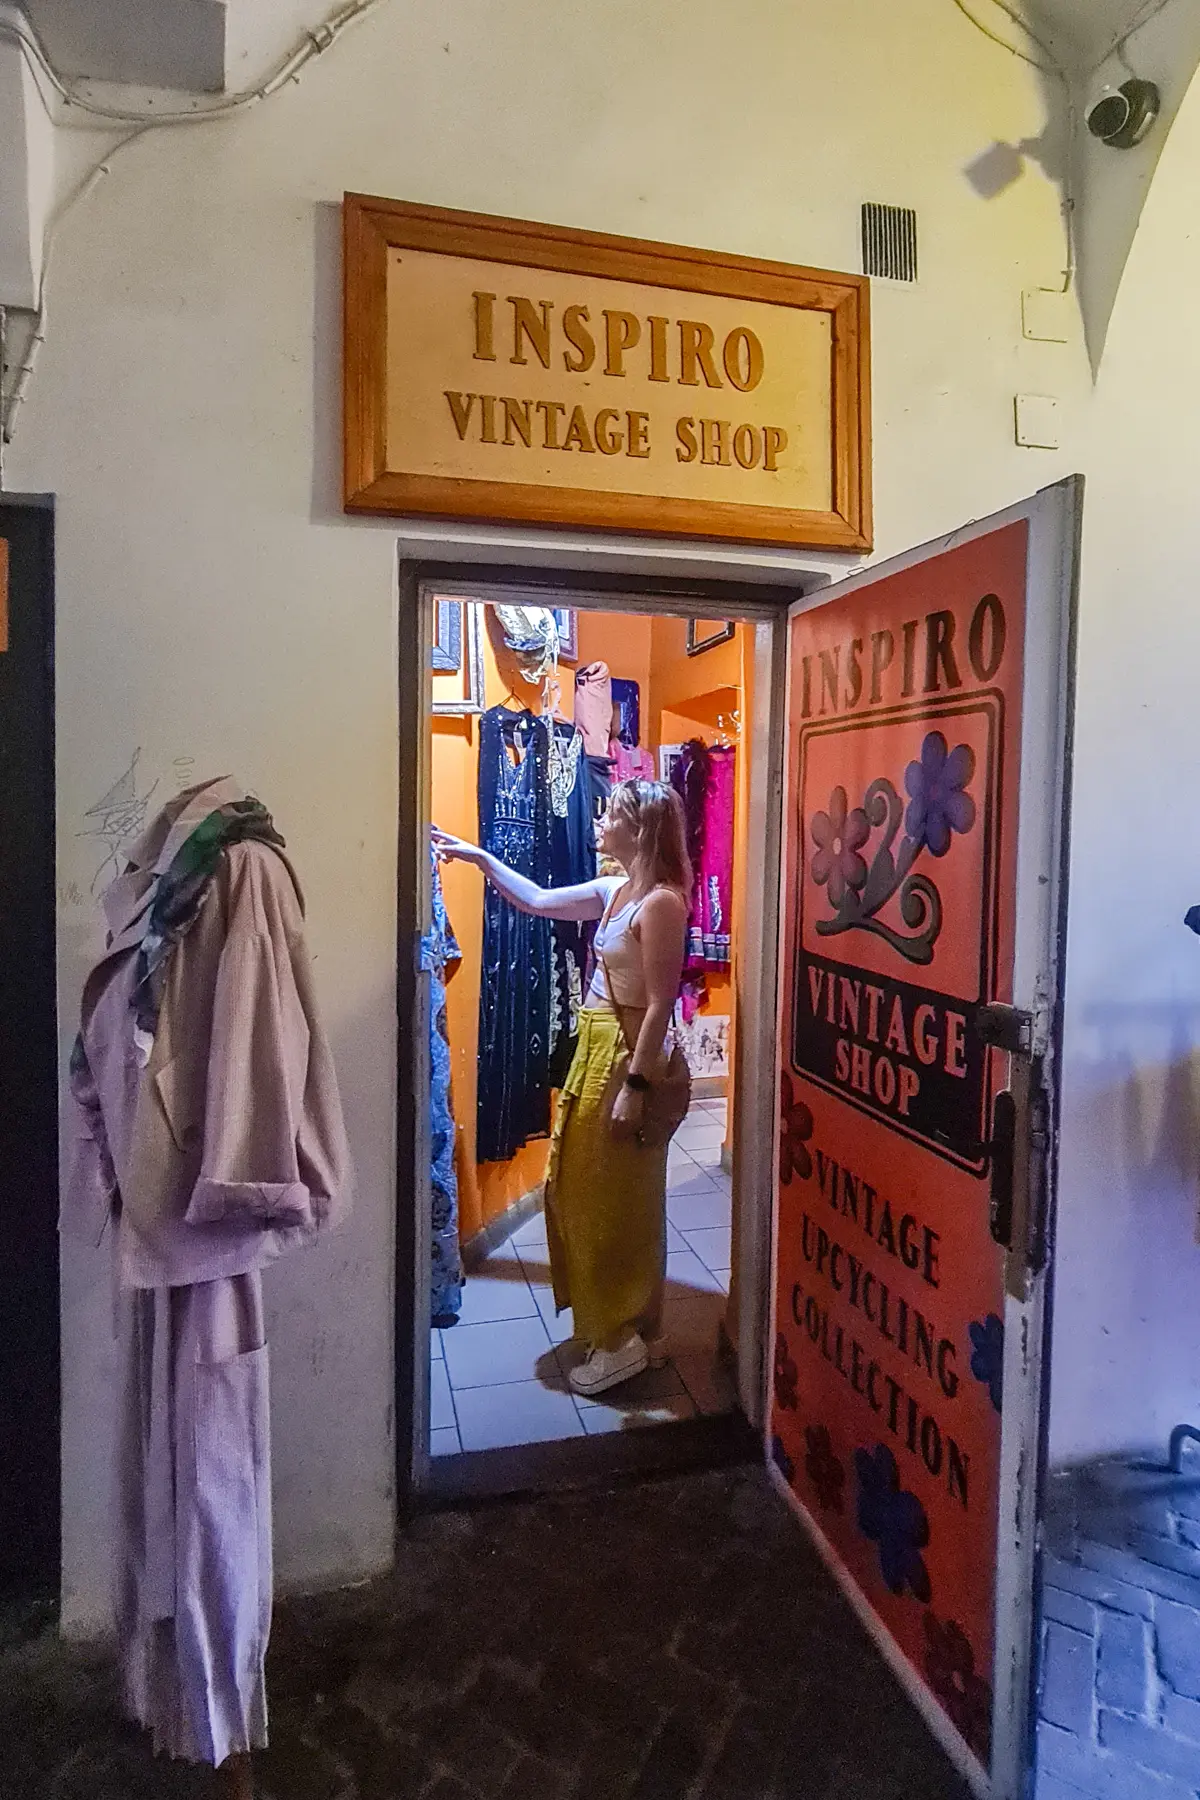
[624,1071,651,1092]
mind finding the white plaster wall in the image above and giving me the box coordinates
[1048,63,1200,1466]
[4,0,1085,1632]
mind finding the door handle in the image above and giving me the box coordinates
[988,1089,1017,1248]
[974,1006,1051,1297]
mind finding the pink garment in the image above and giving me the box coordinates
[573,661,613,755]
[66,777,351,1769]
[609,742,655,783]
[117,1272,270,1765]
[67,809,352,1289]
[687,745,735,970]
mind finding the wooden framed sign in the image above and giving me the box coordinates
[343,195,872,551]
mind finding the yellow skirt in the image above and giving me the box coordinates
[545,1008,669,1353]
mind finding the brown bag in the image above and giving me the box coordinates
[597,949,692,1148]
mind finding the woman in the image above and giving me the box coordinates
[433,778,690,1397]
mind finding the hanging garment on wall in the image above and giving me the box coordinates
[548,720,597,1088]
[610,677,641,749]
[671,739,736,969]
[65,777,351,1770]
[585,752,615,812]
[477,706,555,1163]
[609,741,655,783]
[574,661,613,755]
[491,603,561,684]
[423,847,464,1325]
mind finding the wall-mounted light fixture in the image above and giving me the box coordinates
[1086,78,1160,149]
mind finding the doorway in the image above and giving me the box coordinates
[397,568,794,1503]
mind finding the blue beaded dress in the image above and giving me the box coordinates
[422,846,464,1324]
[476,707,554,1163]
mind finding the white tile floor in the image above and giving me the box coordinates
[430,1096,736,1453]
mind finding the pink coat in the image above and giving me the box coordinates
[67,781,352,1288]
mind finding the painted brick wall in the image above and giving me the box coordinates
[1035,1463,1200,1798]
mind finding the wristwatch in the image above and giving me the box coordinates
[624,1071,651,1092]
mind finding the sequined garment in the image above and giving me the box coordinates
[422,848,464,1323]
[476,707,554,1163]
[547,720,596,1089]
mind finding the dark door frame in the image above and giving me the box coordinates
[0,494,59,1602]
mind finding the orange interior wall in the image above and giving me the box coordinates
[431,604,746,1244]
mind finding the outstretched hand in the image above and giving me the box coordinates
[432,827,483,866]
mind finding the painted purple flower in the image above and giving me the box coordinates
[810,786,870,905]
[854,1444,932,1601]
[923,1613,992,1759]
[804,1424,845,1513]
[903,732,976,857]
[969,1314,1004,1414]
[779,1072,814,1184]
[771,1435,796,1485]
[774,1333,799,1412]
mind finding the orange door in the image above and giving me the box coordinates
[768,481,1081,1798]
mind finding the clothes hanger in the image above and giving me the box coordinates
[541,675,568,723]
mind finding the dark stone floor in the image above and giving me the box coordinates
[3,1467,972,1800]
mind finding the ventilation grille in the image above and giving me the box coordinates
[861,203,918,282]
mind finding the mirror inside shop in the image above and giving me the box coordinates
[427,599,751,1454]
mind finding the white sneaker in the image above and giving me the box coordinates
[568,1334,649,1396]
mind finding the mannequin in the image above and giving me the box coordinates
[66,778,352,1798]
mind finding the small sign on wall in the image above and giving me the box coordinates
[343,196,872,551]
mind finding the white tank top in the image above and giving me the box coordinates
[586,880,651,1009]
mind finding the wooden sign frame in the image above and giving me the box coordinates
[343,195,872,552]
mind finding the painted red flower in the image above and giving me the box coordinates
[804,1424,845,1513]
[779,1072,814,1184]
[773,1332,799,1411]
[923,1612,992,1760]
[810,785,870,904]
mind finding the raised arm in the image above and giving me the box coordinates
[432,827,610,922]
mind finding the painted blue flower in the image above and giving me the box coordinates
[854,1444,932,1601]
[903,732,976,857]
[771,1435,796,1485]
[969,1314,1004,1414]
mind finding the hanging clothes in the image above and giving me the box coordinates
[609,677,641,750]
[65,777,351,1770]
[585,752,615,812]
[477,706,555,1163]
[423,847,464,1325]
[609,741,655,783]
[574,661,613,755]
[547,719,597,1088]
[671,739,736,970]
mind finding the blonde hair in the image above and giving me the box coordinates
[609,778,692,897]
